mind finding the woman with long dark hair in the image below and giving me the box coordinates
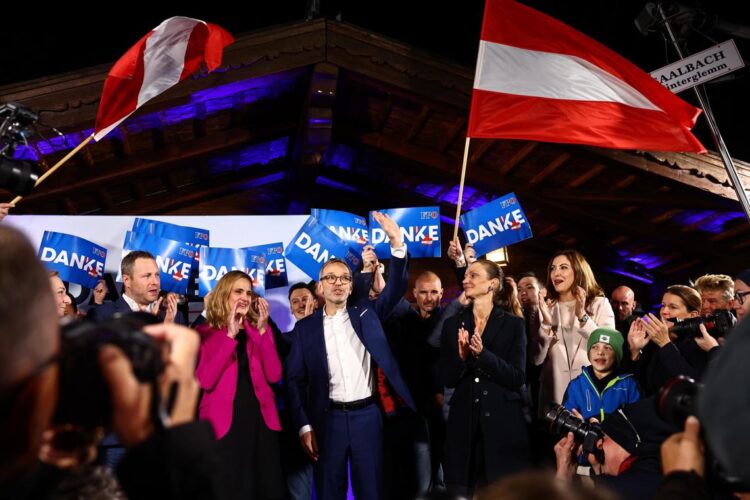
[440,259,530,496]
[195,270,284,499]
[533,249,615,414]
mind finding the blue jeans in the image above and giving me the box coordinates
[287,462,314,500]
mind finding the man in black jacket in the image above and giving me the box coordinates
[555,398,678,500]
[88,250,184,324]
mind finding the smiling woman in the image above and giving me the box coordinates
[440,259,531,496]
[533,249,615,416]
[195,270,284,500]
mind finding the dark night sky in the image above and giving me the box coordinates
[2,1,748,160]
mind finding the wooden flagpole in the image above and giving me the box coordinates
[452,137,472,243]
[9,133,95,206]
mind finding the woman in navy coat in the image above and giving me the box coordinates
[440,259,531,496]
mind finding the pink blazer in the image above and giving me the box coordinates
[195,320,282,439]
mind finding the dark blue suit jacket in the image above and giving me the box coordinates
[87,296,187,325]
[286,252,415,447]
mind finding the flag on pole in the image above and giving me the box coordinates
[94,16,234,141]
[468,0,706,153]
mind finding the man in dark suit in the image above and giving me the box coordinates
[88,250,181,324]
[286,211,416,500]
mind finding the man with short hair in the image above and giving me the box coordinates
[88,251,180,324]
[611,286,637,334]
[732,269,750,323]
[49,271,72,318]
[286,211,415,500]
[289,282,317,322]
[693,274,734,316]
[280,282,318,500]
[381,271,445,497]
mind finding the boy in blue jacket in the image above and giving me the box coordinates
[563,327,640,422]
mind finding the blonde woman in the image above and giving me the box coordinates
[196,270,283,499]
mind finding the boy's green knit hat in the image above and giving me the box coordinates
[587,327,624,364]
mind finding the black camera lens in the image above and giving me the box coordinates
[544,404,603,454]
[670,309,735,338]
[0,157,38,196]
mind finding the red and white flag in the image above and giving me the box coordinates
[94,17,234,141]
[468,0,706,153]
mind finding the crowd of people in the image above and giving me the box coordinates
[1,210,750,500]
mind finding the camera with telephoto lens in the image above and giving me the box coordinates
[53,312,165,445]
[545,404,604,456]
[669,309,734,338]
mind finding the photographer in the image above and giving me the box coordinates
[554,398,678,499]
[624,285,721,396]
[0,226,221,499]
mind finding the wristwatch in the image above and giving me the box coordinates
[578,314,590,324]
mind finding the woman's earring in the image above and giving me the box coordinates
[488,286,493,293]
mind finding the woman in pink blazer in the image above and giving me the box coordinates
[196,270,283,500]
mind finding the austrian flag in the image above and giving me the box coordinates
[94,17,234,141]
[468,0,706,153]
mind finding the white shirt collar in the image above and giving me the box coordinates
[323,306,348,319]
[121,293,158,313]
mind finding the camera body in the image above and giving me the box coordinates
[545,404,604,455]
[670,309,734,338]
[659,376,749,492]
[55,312,164,432]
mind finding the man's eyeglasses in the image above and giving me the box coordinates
[734,290,750,305]
[321,274,353,285]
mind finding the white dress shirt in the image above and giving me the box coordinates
[122,293,153,313]
[298,244,405,437]
[324,307,373,403]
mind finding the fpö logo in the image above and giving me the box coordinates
[40,247,105,278]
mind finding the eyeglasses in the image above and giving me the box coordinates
[321,274,353,284]
[734,290,750,305]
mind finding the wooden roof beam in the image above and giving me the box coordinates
[567,163,605,188]
[498,142,537,175]
[529,153,571,185]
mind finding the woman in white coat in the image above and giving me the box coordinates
[531,249,615,416]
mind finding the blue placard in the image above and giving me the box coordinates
[132,218,210,247]
[310,208,369,250]
[284,216,361,279]
[244,242,288,289]
[122,231,196,295]
[459,192,533,256]
[38,231,107,288]
[368,207,441,259]
[199,247,266,297]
